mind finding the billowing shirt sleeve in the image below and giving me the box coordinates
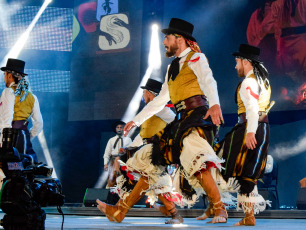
[188,53,220,107]
[103,139,113,165]
[0,88,15,130]
[123,137,132,147]
[155,106,175,123]
[29,94,43,139]
[133,70,171,126]
[239,78,260,133]
[128,134,143,147]
[0,88,15,146]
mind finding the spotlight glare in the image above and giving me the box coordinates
[151,24,158,31]
[37,131,58,178]
[148,23,161,69]
[119,23,162,137]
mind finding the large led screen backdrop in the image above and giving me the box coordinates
[69,0,143,121]
[69,0,305,123]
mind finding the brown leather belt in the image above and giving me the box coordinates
[174,95,208,113]
[238,112,269,124]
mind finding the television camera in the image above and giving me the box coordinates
[0,128,65,230]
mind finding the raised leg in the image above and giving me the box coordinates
[96,176,149,223]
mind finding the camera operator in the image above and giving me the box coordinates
[0,58,43,162]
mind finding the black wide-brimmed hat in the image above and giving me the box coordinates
[1,58,28,76]
[112,120,126,133]
[140,78,162,94]
[232,44,261,63]
[161,18,196,42]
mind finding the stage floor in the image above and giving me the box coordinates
[1,207,306,229]
[29,214,306,230]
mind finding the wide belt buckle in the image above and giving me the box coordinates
[175,101,186,112]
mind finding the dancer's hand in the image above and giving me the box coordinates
[246,132,257,150]
[203,104,223,126]
[104,164,108,171]
[119,147,126,154]
[124,121,136,136]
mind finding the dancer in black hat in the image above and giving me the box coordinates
[103,120,132,188]
[0,58,43,163]
[98,78,183,224]
[98,18,227,224]
[207,44,272,226]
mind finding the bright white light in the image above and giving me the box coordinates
[94,171,109,188]
[148,23,161,69]
[1,0,52,67]
[122,66,153,125]
[121,23,161,124]
[173,223,188,227]
[151,24,158,31]
[0,1,23,31]
[37,131,58,178]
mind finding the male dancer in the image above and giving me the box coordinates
[0,58,43,162]
[98,78,183,224]
[200,44,271,226]
[98,18,227,224]
[103,120,132,187]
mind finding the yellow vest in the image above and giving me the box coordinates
[168,52,204,105]
[140,115,167,139]
[237,74,271,114]
[11,86,35,121]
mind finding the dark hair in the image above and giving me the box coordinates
[6,70,21,84]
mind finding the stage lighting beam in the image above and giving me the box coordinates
[121,23,161,124]
[1,0,53,67]
[37,131,58,178]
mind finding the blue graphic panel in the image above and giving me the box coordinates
[96,0,119,21]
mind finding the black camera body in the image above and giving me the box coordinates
[0,128,65,230]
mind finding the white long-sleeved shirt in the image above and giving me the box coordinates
[128,106,175,147]
[239,70,260,133]
[103,135,132,165]
[133,47,220,126]
[0,83,43,143]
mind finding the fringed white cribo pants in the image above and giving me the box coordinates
[237,185,271,214]
[123,129,224,207]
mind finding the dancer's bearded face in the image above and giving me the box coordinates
[235,58,245,77]
[163,34,179,58]
[165,42,179,58]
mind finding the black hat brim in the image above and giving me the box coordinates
[140,86,159,94]
[0,67,28,76]
[232,52,262,63]
[161,28,196,42]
